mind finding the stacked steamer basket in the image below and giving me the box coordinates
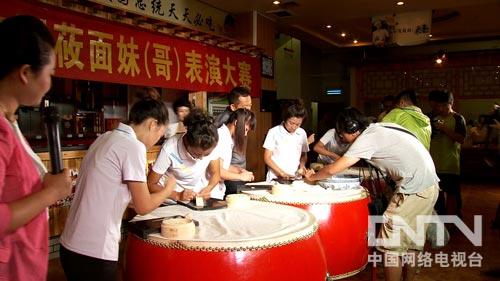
[125,201,327,281]
[243,177,370,280]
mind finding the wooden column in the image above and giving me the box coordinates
[232,12,277,181]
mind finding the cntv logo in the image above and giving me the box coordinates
[368,215,482,247]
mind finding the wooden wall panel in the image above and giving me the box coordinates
[254,15,275,180]
[257,14,277,91]
[233,13,276,178]
[235,12,277,91]
[257,14,276,57]
[234,13,253,45]
[246,98,272,181]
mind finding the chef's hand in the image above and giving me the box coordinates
[296,165,307,176]
[180,189,196,201]
[307,133,315,145]
[197,187,212,200]
[43,169,73,201]
[239,171,254,182]
[304,169,317,184]
[305,169,315,177]
[279,172,295,180]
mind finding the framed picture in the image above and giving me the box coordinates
[261,55,274,78]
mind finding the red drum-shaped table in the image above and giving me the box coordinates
[125,202,327,281]
[244,182,369,280]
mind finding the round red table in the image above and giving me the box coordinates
[124,202,327,281]
[244,183,370,280]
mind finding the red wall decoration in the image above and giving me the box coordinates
[0,1,261,96]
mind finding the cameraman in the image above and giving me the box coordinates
[427,90,466,217]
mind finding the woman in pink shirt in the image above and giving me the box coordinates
[0,15,73,281]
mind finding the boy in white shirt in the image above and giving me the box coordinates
[263,100,309,182]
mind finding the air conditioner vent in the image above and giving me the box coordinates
[266,9,294,18]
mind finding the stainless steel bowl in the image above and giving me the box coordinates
[318,174,362,190]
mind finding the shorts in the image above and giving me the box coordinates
[376,184,439,256]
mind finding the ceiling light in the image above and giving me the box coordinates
[326,25,332,29]
[341,32,346,37]
[353,39,358,44]
[396,1,404,5]
[429,34,433,38]
[273,1,280,5]
[435,50,446,64]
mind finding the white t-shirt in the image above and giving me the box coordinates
[165,122,179,139]
[317,128,350,164]
[263,125,309,181]
[152,134,223,199]
[60,123,147,261]
[344,123,439,194]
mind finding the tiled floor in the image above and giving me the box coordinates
[48,180,500,281]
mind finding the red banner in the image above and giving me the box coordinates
[0,1,261,96]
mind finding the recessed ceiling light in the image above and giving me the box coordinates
[273,1,280,5]
[326,25,332,29]
[341,32,346,37]
[353,39,358,44]
[397,1,404,5]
